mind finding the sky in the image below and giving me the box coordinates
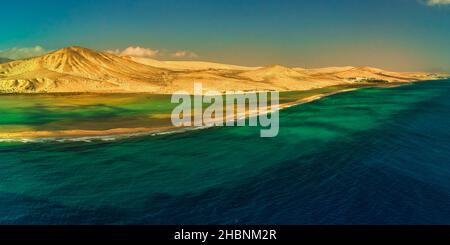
[0,0,449,72]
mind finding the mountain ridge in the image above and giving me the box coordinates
[0,46,438,94]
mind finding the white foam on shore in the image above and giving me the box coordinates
[0,125,215,143]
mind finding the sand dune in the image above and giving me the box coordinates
[299,66,355,75]
[124,56,259,71]
[0,46,438,94]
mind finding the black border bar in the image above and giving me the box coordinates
[0,225,449,243]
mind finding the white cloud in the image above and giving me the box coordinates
[171,50,199,58]
[425,0,450,5]
[106,46,160,58]
[0,46,48,60]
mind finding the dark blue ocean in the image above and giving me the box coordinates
[0,79,449,224]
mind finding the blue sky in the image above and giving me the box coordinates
[0,0,449,71]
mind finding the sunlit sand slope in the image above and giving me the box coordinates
[0,46,439,94]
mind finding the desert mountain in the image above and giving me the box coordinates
[331,66,430,82]
[0,46,436,94]
[301,66,430,82]
[0,46,172,93]
[238,65,345,89]
[124,56,259,71]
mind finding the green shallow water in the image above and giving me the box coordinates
[0,80,449,224]
[0,94,175,132]
[0,84,374,136]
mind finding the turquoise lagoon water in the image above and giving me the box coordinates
[0,80,449,224]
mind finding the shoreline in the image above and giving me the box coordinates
[0,79,435,96]
[0,82,423,141]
